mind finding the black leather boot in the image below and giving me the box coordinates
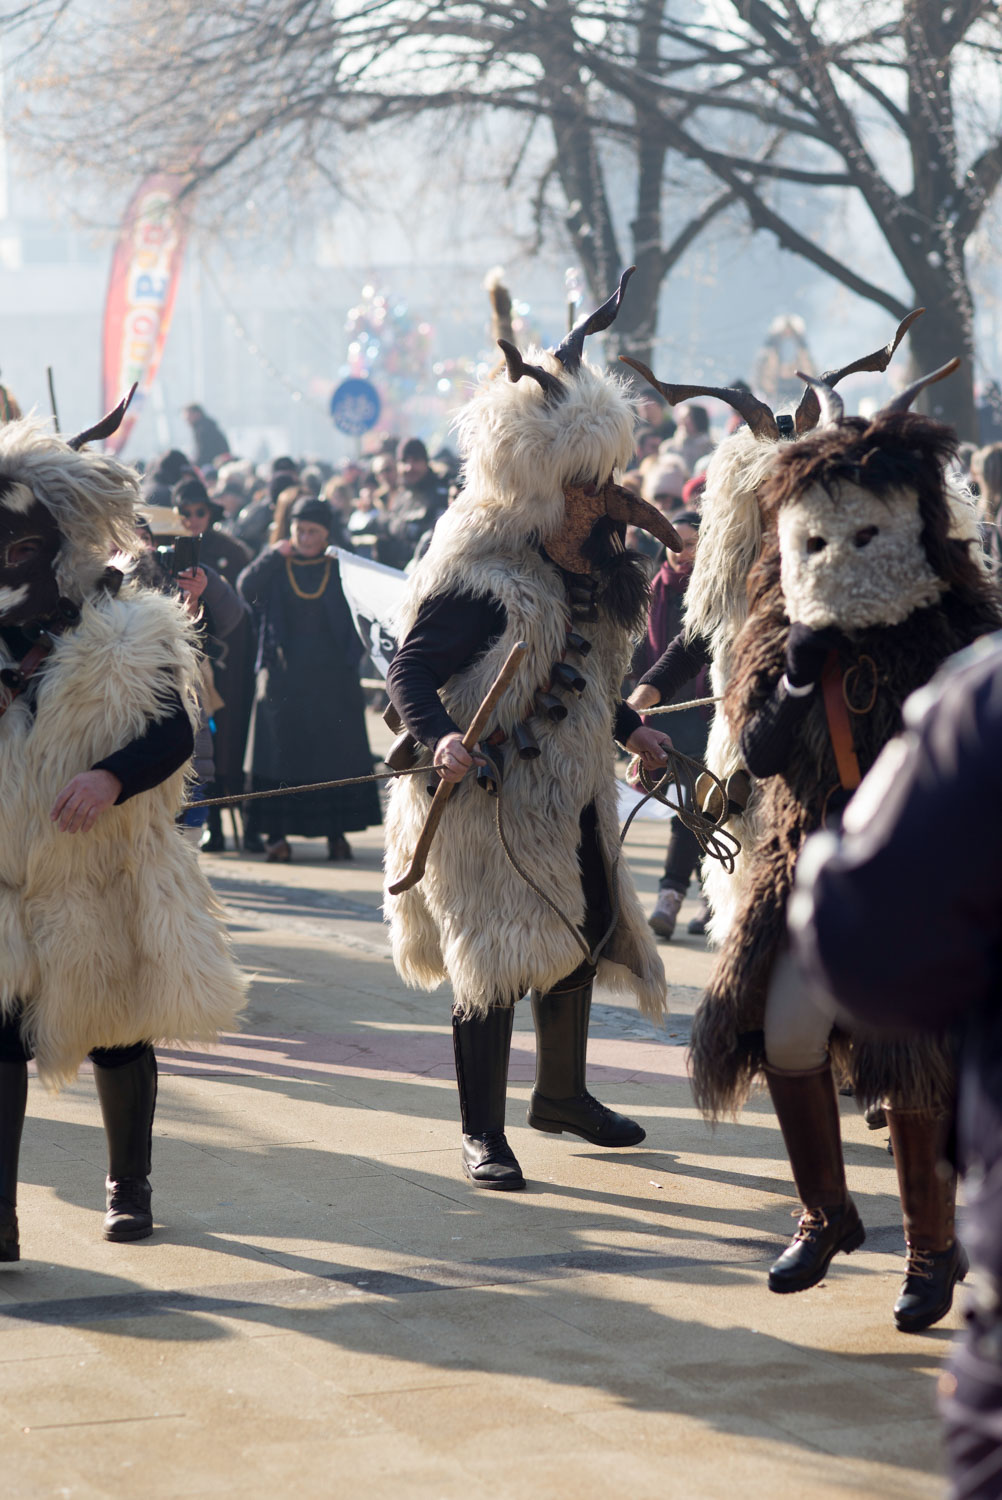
[886,1107,969,1333]
[92,1045,157,1241]
[527,980,645,1147]
[0,1060,27,1262]
[765,1061,865,1293]
[452,1007,524,1190]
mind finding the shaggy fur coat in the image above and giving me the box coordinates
[384,509,667,1022]
[691,445,1001,1119]
[0,584,246,1085]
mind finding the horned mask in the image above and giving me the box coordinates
[491,268,682,572]
[769,361,961,631]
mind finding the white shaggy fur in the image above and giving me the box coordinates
[0,585,29,614]
[681,426,781,944]
[0,583,246,1086]
[385,358,666,1021]
[779,481,944,629]
[0,482,35,514]
[0,417,141,603]
[454,350,636,549]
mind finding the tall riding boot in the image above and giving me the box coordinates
[527,979,645,1147]
[0,1061,28,1261]
[452,1007,524,1190]
[765,1061,865,1293]
[885,1107,969,1333]
[92,1045,157,1241]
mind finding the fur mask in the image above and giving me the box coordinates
[778,479,944,630]
[454,270,680,571]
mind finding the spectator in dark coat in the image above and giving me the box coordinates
[789,633,1002,1500]
[237,495,380,861]
[183,405,231,469]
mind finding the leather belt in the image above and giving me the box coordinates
[821,650,862,792]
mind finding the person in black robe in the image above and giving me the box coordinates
[237,495,380,860]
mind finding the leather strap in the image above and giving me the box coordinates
[821,650,862,792]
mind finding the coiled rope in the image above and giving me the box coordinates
[185,698,741,954]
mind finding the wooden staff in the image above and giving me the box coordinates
[387,640,527,895]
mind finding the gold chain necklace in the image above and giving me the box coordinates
[285,554,331,600]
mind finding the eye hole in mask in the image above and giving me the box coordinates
[854,526,879,549]
[806,535,827,555]
[4,537,46,568]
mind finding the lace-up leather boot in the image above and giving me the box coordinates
[765,1061,865,1293]
[92,1045,157,1240]
[453,1006,524,1190]
[886,1107,968,1333]
[0,1060,27,1262]
[528,979,645,1147]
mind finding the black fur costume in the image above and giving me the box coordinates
[691,412,1002,1119]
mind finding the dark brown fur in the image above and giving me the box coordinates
[691,421,1002,1120]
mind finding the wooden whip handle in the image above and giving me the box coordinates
[387,641,527,896]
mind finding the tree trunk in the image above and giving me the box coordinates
[905,265,977,439]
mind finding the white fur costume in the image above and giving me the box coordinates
[0,419,245,1085]
[383,350,667,1022]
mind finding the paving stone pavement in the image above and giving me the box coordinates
[0,756,965,1499]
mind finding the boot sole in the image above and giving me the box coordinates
[894,1254,969,1334]
[461,1163,525,1191]
[527,1111,646,1148]
[768,1221,866,1294]
[103,1223,154,1242]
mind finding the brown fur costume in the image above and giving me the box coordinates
[691,412,1002,1118]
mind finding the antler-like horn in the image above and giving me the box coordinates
[879,357,961,416]
[497,339,565,402]
[554,266,635,372]
[69,383,139,451]
[794,308,925,435]
[485,267,515,348]
[605,483,683,553]
[796,372,843,429]
[619,356,780,442]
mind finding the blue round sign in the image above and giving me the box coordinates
[330,377,381,436]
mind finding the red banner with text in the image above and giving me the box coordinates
[101,174,188,454]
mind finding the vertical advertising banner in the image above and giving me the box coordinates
[101,174,188,455]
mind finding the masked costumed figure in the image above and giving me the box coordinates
[384,271,677,1190]
[690,363,1002,1330]
[621,312,924,945]
[0,404,246,1259]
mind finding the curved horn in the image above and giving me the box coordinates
[879,357,961,416]
[497,340,565,401]
[794,308,925,435]
[619,356,780,442]
[796,372,843,429]
[69,383,138,451]
[554,266,635,371]
[605,483,683,553]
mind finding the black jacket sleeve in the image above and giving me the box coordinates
[639,630,710,701]
[739,678,816,778]
[790,637,1002,1033]
[386,592,508,747]
[93,689,195,804]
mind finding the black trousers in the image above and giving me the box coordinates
[0,1010,147,1070]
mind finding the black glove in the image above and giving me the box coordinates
[784,623,846,689]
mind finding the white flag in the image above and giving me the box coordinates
[329,546,408,679]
